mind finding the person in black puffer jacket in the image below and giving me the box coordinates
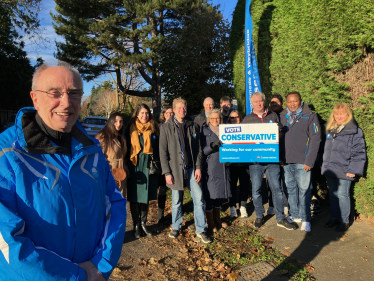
[322,103,366,232]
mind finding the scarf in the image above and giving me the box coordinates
[330,124,345,138]
[174,116,189,179]
[286,102,304,125]
[130,119,153,166]
[209,123,219,137]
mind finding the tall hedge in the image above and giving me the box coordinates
[230,0,374,216]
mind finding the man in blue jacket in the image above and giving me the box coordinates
[280,92,321,232]
[0,63,127,280]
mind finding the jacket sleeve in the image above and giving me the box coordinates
[347,128,366,176]
[159,124,171,175]
[90,160,127,280]
[305,113,322,168]
[201,132,215,156]
[195,125,203,170]
[0,156,87,281]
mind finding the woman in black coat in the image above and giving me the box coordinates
[201,109,231,232]
[322,103,366,232]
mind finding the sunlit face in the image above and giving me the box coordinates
[173,102,187,120]
[137,108,149,124]
[204,98,214,114]
[209,113,221,127]
[164,109,174,121]
[286,94,301,112]
[229,112,240,124]
[251,95,265,113]
[114,116,123,131]
[221,101,231,112]
[333,108,348,125]
[30,66,82,133]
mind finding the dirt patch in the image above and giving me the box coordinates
[330,51,374,107]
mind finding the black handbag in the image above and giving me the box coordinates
[149,155,162,175]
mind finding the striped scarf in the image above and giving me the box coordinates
[286,102,304,125]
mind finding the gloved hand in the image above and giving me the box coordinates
[210,139,222,150]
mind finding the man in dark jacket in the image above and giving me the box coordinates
[280,92,321,232]
[159,97,211,243]
[243,92,296,230]
[220,96,231,124]
[194,97,215,129]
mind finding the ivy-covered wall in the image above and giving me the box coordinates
[230,0,374,216]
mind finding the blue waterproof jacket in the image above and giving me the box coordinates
[321,119,366,181]
[0,108,127,280]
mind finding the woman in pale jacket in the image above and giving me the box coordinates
[95,112,129,198]
[322,103,366,232]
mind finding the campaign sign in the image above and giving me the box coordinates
[219,123,279,163]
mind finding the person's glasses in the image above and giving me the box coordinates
[34,89,84,99]
[230,116,239,119]
[165,112,174,116]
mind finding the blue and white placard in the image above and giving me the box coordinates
[219,123,279,163]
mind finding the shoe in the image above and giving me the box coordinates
[134,224,142,239]
[277,217,297,230]
[300,222,311,232]
[213,207,228,228]
[205,211,217,233]
[286,216,301,223]
[240,206,248,218]
[267,207,275,215]
[311,197,322,213]
[230,206,237,218]
[169,229,179,239]
[254,218,264,229]
[335,222,349,232]
[140,205,153,236]
[197,232,212,244]
[325,219,339,228]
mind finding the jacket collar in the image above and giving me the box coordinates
[331,119,358,136]
[280,102,312,117]
[15,107,95,155]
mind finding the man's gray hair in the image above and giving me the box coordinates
[250,91,266,102]
[31,61,82,91]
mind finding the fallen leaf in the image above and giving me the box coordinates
[362,257,368,261]
[245,271,256,277]
[283,252,291,257]
[227,267,232,274]
[343,234,348,237]
[277,269,288,276]
[365,246,368,248]
[211,271,220,277]
[227,272,239,281]
[202,266,210,272]
[217,265,225,272]
[340,238,345,241]
[306,265,315,272]
[188,267,195,271]
[355,231,360,234]
[284,247,290,250]
[266,237,275,241]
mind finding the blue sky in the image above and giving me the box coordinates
[25,0,237,97]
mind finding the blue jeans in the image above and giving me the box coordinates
[171,168,207,234]
[283,164,313,222]
[326,176,351,223]
[249,164,286,222]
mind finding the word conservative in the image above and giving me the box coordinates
[221,133,277,141]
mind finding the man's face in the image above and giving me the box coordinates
[173,102,187,120]
[220,101,231,112]
[30,66,82,133]
[251,95,265,113]
[286,94,301,112]
[204,98,214,114]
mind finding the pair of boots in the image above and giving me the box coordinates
[206,207,228,233]
[130,203,153,239]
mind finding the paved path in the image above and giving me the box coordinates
[242,202,374,281]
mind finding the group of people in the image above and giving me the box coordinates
[0,62,367,279]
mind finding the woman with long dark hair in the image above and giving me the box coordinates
[95,112,128,198]
[125,103,160,238]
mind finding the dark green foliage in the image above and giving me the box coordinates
[231,0,374,216]
[0,3,35,110]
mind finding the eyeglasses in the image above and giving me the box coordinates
[34,89,84,99]
[165,112,174,116]
[210,117,220,121]
[230,116,239,119]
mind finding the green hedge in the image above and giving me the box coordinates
[230,0,374,216]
